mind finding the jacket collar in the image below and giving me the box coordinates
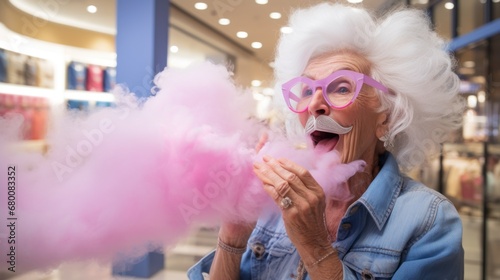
[357,152,403,230]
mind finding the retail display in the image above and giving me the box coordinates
[67,61,116,92]
[1,48,54,88]
[444,154,483,206]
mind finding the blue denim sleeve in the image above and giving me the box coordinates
[187,250,216,280]
[391,199,464,280]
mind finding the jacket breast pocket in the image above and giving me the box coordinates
[268,236,296,257]
[343,250,401,279]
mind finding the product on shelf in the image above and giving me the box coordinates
[0,93,49,140]
[67,99,89,111]
[95,101,114,108]
[7,51,26,85]
[86,64,104,92]
[67,61,87,90]
[31,97,49,140]
[0,49,6,83]
[103,67,116,92]
[24,56,38,86]
[19,95,34,139]
[36,58,54,89]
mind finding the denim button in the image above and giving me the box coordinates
[342,223,352,230]
[362,269,374,280]
[252,242,265,260]
[350,205,359,215]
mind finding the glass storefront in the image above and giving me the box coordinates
[433,1,453,40]
[458,0,485,36]
[410,1,500,279]
[494,0,500,19]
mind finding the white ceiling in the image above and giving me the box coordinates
[9,0,391,63]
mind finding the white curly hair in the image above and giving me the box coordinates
[273,3,463,171]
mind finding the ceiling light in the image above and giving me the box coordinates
[251,42,263,49]
[444,2,454,9]
[87,5,97,13]
[194,2,208,10]
[493,0,500,3]
[236,31,248,38]
[270,12,281,19]
[170,45,179,53]
[418,0,428,3]
[218,18,230,25]
[255,0,268,4]
[467,95,477,108]
[463,61,475,68]
[477,91,486,103]
[280,26,293,34]
[347,0,363,3]
[251,80,262,87]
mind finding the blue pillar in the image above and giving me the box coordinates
[116,0,169,98]
[112,0,169,278]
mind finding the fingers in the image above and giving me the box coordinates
[275,157,318,188]
[255,132,268,153]
[253,162,300,204]
[261,156,310,198]
[260,155,320,195]
[254,154,327,209]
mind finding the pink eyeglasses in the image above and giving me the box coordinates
[282,70,389,113]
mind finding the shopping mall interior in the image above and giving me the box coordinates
[0,0,500,279]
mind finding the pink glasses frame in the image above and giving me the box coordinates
[281,69,390,113]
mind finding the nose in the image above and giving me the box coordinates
[308,87,330,117]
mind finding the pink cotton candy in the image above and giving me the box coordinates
[0,62,364,273]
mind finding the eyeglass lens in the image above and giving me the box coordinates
[287,76,357,111]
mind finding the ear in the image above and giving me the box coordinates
[375,111,389,140]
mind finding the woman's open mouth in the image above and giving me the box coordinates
[310,131,339,152]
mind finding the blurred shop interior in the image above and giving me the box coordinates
[0,0,500,279]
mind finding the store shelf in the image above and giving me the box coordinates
[64,90,115,102]
[1,23,116,104]
[0,84,115,103]
[0,82,56,98]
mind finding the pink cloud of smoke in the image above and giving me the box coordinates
[0,62,364,273]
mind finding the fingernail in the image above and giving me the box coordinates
[253,162,261,169]
[263,155,272,162]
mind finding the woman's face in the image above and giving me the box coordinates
[299,51,388,164]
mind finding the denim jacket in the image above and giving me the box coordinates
[188,153,464,279]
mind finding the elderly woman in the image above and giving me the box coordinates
[188,3,464,280]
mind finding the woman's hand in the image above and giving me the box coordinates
[253,156,333,267]
[208,133,269,280]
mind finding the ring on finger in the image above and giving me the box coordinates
[280,197,293,209]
